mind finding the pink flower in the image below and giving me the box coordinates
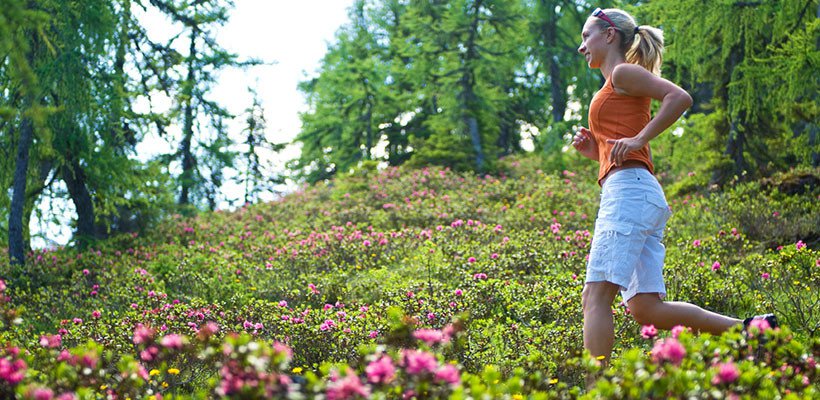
[472,273,487,280]
[490,253,499,259]
[82,269,89,276]
[272,342,293,360]
[159,334,184,350]
[640,325,658,339]
[27,387,53,400]
[454,289,463,296]
[467,257,477,263]
[712,261,721,271]
[0,357,26,384]
[651,338,686,365]
[671,325,688,339]
[761,272,770,279]
[366,356,395,384]
[796,240,806,250]
[712,362,740,385]
[56,393,77,400]
[39,334,62,349]
[72,318,82,325]
[278,300,288,308]
[363,240,371,247]
[369,330,379,338]
[402,349,438,375]
[197,322,219,340]
[413,328,451,346]
[748,318,771,332]
[56,350,72,363]
[133,324,154,344]
[91,310,101,319]
[434,364,460,385]
[692,239,701,247]
[326,368,370,400]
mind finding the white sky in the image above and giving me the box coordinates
[32,0,355,248]
[211,0,355,147]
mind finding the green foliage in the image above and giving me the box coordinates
[0,160,818,397]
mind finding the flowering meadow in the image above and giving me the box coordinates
[0,158,818,399]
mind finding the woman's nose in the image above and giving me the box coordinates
[578,44,585,54]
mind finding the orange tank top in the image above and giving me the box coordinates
[589,78,654,186]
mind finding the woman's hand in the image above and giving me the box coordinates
[572,127,598,161]
[606,136,646,167]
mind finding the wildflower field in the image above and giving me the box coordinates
[1,158,818,399]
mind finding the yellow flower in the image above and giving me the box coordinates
[596,355,606,360]
[100,384,108,390]
[512,395,524,400]
[162,382,169,388]
[549,378,559,384]
[149,369,160,376]
[168,368,180,375]
[292,367,303,374]
[148,397,157,400]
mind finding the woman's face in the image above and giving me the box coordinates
[578,19,610,69]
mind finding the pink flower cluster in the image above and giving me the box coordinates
[365,356,395,384]
[640,325,657,339]
[160,334,184,350]
[0,348,26,385]
[217,359,291,397]
[651,338,686,366]
[401,349,438,375]
[39,334,62,349]
[326,368,370,400]
[711,361,740,385]
[412,326,454,346]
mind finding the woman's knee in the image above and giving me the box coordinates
[627,294,661,326]
[582,282,620,313]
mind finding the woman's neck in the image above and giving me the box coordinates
[600,52,627,82]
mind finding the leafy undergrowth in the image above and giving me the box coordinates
[1,158,818,399]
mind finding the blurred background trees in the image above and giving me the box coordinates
[1,0,817,262]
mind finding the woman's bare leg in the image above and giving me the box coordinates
[582,282,622,362]
[627,293,741,334]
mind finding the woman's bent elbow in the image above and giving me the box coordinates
[680,91,693,109]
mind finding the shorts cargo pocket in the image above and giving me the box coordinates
[589,221,633,264]
[587,220,638,288]
[644,192,672,226]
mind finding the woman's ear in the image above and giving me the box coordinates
[605,27,617,44]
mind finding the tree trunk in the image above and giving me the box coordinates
[462,0,484,172]
[540,0,566,123]
[179,30,197,205]
[711,44,746,185]
[61,161,96,249]
[9,117,34,265]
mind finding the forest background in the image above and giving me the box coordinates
[1,0,818,265]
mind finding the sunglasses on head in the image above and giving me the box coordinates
[592,8,616,29]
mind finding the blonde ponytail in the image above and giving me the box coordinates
[591,9,665,75]
[627,25,664,76]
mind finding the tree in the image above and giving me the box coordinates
[145,0,259,210]
[237,88,285,205]
[294,0,396,182]
[1,0,51,265]
[640,0,819,184]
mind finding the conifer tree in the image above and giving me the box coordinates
[294,0,395,182]
[640,0,819,183]
[146,0,259,209]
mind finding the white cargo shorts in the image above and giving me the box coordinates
[585,167,673,301]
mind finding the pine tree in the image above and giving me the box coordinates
[146,0,259,210]
[640,0,819,184]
